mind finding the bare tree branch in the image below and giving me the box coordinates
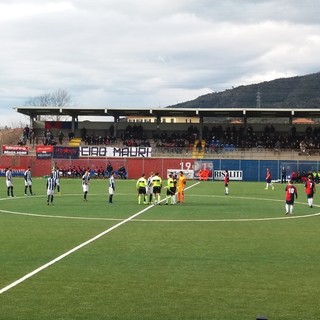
[24,89,73,120]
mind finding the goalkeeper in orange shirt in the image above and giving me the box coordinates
[177,171,186,203]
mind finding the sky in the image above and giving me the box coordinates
[1,0,320,127]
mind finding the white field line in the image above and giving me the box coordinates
[1,192,319,222]
[0,182,200,295]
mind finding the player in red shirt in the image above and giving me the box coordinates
[285,180,298,215]
[265,168,274,190]
[224,170,230,195]
[305,175,316,208]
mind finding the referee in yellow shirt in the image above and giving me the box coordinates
[136,173,147,204]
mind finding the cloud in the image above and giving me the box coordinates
[0,0,320,126]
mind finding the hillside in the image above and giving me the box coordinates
[168,72,320,109]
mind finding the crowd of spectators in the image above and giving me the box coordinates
[18,125,35,146]
[15,123,320,156]
[289,169,320,184]
[83,134,117,145]
[58,164,127,179]
[203,124,320,155]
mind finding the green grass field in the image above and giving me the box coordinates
[1,177,320,320]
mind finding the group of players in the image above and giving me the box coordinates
[45,166,116,205]
[264,167,316,215]
[4,166,34,198]
[136,171,186,205]
[3,166,317,213]
[284,174,316,215]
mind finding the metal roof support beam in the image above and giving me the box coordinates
[199,115,203,141]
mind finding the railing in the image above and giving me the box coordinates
[13,138,320,160]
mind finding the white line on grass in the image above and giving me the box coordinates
[0,209,125,221]
[0,205,152,295]
[1,191,319,222]
[0,182,200,295]
[133,211,320,222]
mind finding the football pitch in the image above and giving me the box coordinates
[1,178,320,320]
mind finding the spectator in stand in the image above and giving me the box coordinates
[58,130,64,144]
[24,124,30,137]
[196,140,202,152]
[299,139,309,155]
[118,165,127,179]
[29,129,35,146]
[23,125,30,143]
[68,131,74,141]
[81,127,87,141]
[274,139,281,154]
[94,167,99,178]
[106,162,113,178]
[17,137,25,146]
[98,166,104,178]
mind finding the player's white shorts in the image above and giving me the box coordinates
[83,184,89,192]
[55,179,60,186]
[109,187,114,195]
[6,181,13,188]
[25,180,32,187]
[146,186,153,195]
[47,189,54,196]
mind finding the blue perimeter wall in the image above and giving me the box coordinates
[208,159,320,181]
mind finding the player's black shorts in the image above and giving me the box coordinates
[167,187,176,196]
[307,193,314,199]
[138,187,146,194]
[153,186,161,194]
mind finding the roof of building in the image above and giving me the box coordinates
[15,106,320,120]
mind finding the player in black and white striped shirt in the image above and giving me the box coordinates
[24,166,34,196]
[82,170,90,201]
[108,171,115,204]
[5,167,14,197]
[46,174,55,205]
[52,166,61,194]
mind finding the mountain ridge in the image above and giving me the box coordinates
[168,72,320,109]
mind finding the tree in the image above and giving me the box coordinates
[0,127,24,145]
[25,89,72,120]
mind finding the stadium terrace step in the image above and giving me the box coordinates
[69,138,82,147]
[192,139,205,158]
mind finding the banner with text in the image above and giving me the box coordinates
[214,170,243,181]
[36,145,53,159]
[2,145,29,155]
[53,146,79,159]
[0,167,25,176]
[79,146,152,158]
